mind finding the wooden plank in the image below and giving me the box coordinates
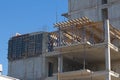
[110,31,120,40]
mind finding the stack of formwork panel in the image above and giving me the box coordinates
[27,34,35,57]
[34,33,43,55]
[8,32,48,61]
[8,35,23,60]
[21,34,29,57]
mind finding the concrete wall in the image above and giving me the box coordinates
[8,56,58,80]
[45,57,58,77]
[8,56,45,80]
[68,0,120,29]
[68,0,101,20]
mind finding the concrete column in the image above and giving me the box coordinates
[58,54,63,80]
[104,19,111,80]
[58,55,63,73]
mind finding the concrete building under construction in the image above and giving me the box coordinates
[8,0,120,80]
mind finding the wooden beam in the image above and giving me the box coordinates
[110,31,120,40]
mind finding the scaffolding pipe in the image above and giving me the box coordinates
[104,19,111,80]
[58,27,63,80]
[58,55,63,80]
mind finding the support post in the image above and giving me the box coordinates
[58,27,63,80]
[58,27,62,46]
[58,55,63,73]
[58,55,63,80]
[104,19,111,80]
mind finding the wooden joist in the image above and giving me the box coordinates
[54,16,93,28]
[64,31,81,42]
[52,17,120,46]
[109,25,120,40]
[110,31,120,40]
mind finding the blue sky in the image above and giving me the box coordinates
[0,0,68,75]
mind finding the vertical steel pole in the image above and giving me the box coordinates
[58,27,63,80]
[104,19,111,80]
